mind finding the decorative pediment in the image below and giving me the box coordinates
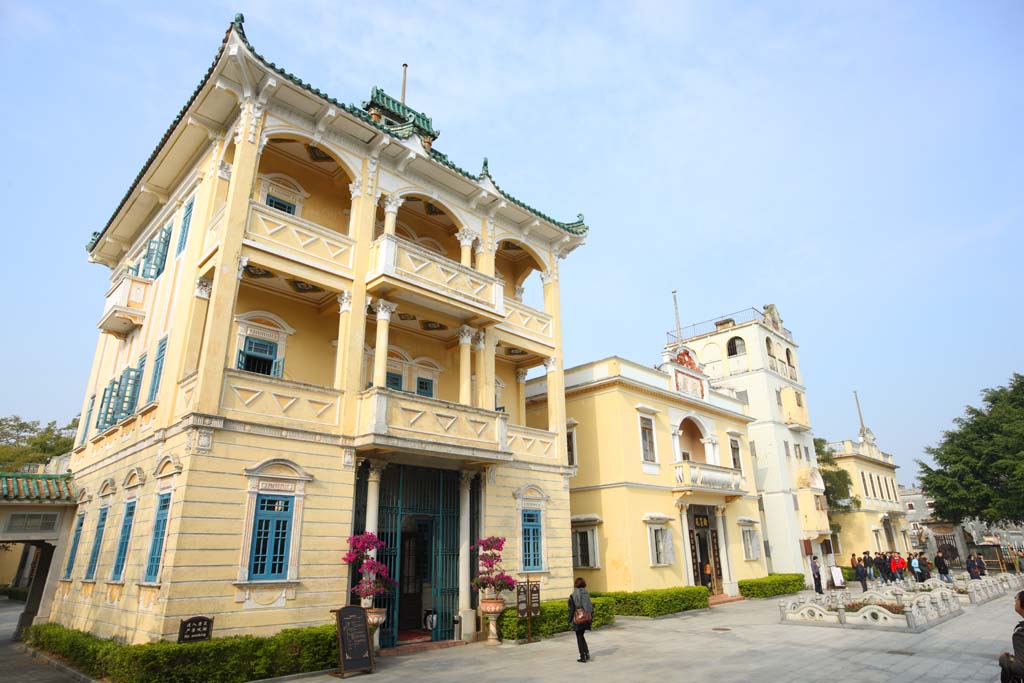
[513,484,549,502]
[154,455,182,479]
[123,467,147,489]
[97,478,117,497]
[243,458,313,482]
[77,487,92,504]
[642,512,673,524]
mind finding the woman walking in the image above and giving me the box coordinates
[568,577,593,663]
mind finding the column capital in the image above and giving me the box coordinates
[367,462,387,482]
[516,368,529,384]
[195,277,212,300]
[472,332,486,351]
[383,194,405,215]
[460,470,476,485]
[337,291,352,313]
[348,177,363,199]
[677,501,689,511]
[456,229,478,248]
[540,268,558,285]
[514,286,525,300]
[237,256,250,280]
[715,505,727,515]
[458,325,477,345]
[543,357,558,373]
[373,299,398,321]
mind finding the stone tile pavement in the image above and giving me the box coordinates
[0,599,79,683]
[294,590,1016,683]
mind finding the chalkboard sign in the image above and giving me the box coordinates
[331,606,374,676]
[177,616,213,643]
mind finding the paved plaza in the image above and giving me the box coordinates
[0,600,77,683]
[296,591,1015,683]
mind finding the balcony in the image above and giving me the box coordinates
[355,387,510,461]
[500,298,554,346]
[220,369,342,430]
[98,273,149,337]
[367,234,502,317]
[506,424,559,462]
[673,461,744,497]
[244,202,355,276]
[801,507,831,535]
[785,411,811,432]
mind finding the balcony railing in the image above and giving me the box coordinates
[667,307,794,344]
[506,424,559,461]
[368,234,502,315]
[673,460,743,494]
[786,411,811,431]
[501,298,554,345]
[245,202,355,275]
[98,273,149,336]
[220,369,341,429]
[356,387,509,458]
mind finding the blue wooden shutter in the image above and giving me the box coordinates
[175,199,194,255]
[521,510,542,571]
[85,507,109,580]
[95,387,111,431]
[416,377,434,397]
[80,395,95,446]
[236,349,246,370]
[248,495,293,580]
[266,194,296,214]
[271,358,284,378]
[144,493,171,582]
[147,338,167,404]
[385,372,403,391]
[111,501,136,581]
[102,377,122,428]
[64,514,85,579]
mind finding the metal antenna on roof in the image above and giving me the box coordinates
[854,390,867,438]
[401,64,408,104]
[672,290,682,344]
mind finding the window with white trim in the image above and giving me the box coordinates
[742,529,761,560]
[521,510,543,571]
[234,312,293,380]
[648,525,673,566]
[572,527,598,569]
[566,427,577,467]
[238,459,312,584]
[639,416,657,463]
[730,439,742,471]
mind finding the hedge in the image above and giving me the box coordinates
[3,585,29,601]
[498,597,615,641]
[591,586,709,617]
[737,573,806,598]
[26,622,338,683]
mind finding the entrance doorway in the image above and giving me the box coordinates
[353,464,478,649]
[688,507,723,595]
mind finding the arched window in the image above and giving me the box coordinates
[726,337,746,357]
[765,338,775,358]
[785,349,794,366]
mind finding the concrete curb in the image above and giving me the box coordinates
[244,668,335,683]
[18,644,100,683]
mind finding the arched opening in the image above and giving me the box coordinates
[765,338,775,358]
[255,136,356,235]
[677,418,706,463]
[726,337,746,357]
[495,239,547,311]
[382,194,463,260]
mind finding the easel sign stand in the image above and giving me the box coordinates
[516,576,542,643]
[330,606,375,678]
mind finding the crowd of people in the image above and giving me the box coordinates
[848,549,976,590]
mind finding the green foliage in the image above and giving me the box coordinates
[3,585,29,601]
[0,415,77,471]
[841,566,857,582]
[497,597,615,641]
[815,437,861,513]
[918,373,1024,525]
[25,621,338,683]
[737,573,806,598]
[591,586,709,616]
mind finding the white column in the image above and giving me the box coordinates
[678,503,694,586]
[716,505,735,595]
[383,195,404,235]
[458,471,476,641]
[372,300,397,388]
[364,463,385,547]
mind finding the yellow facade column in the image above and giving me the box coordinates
[476,219,496,277]
[194,102,265,414]
[541,265,566,441]
[182,278,212,376]
[333,291,352,390]
[382,194,403,235]
[371,299,397,387]
[544,356,563,431]
[516,368,528,426]
[457,326,475,405]
[473,332,486,408]
[456,230,477,268]
[482,328,497,411]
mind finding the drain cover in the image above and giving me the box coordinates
[885,651,914,656]
[712,627,732,632]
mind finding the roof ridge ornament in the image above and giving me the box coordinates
[480,157,490,178]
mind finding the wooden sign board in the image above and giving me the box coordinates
[528,582,541,617]
[177,616,213,643]
[516,583,528,618]
[331,606,374,677]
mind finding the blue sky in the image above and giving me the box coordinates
[1,1,1020,483]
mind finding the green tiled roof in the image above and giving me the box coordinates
[0,473,76,503]
[87,14,587,253]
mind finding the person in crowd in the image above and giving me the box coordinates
[811,556,823,594]
[850,553,859,572]
[979,555,988,576]
[567,577,593,663]
[968,554,982,580]
[999,591,1024,683]
[874,552,889,584]
[920,553,932,581]
[855,558,868,592]
[890,552,900,582]
[935,551,953,584]
[897,552,908,580]
[863,550,876,581]
[912,553,922,581]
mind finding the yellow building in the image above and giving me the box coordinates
[677,306,832,581]
[826,424,910,557]
[527,354,769,596]
[51,15,586,646]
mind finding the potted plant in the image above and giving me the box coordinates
[343,532,395,630]
[471,536,517,643]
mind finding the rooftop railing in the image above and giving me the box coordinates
[667,307,793,344]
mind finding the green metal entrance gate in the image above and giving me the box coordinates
[353,464,472,648]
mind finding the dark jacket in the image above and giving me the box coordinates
[1001,621,1024,677]
[934,556,949,574]
[874,556,887,572]
[568,588,593,632]
[855,563,867,581]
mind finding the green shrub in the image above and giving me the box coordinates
[497,597,615,641]
[591,586,709,617]
[841,566,857,582]
[25,622,118,678]
[737,573,806,598]
[3,585,29,601]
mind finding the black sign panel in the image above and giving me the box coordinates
[177,616,213,643]
[516,583,528,618]
[529,582,541,617]
[332,606,374,676]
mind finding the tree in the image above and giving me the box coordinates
[815,437,861,514]
[918,373,1024,525]
[0,415,77,471]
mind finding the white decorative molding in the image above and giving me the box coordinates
[195,278,212,300]
[516,368,529,384]
[348,178,362,199]
[540,269,557,285]
[373,299,398,322]
[217,161,233,181]
[337,291,352,314]
[543,357,558,373]
[455,229,478,248]
[383,194,405,215]
[237,256,250,280]
[458,325,476,345]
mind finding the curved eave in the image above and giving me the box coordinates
[89,17,587,267]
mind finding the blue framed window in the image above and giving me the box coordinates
[521,510,543,571]
[84,507,109,580]
[147,338,167,404]
[248,495,293,580]
[111,501,136,581]
[80,395,95,446]
[175,199,194,256]
[64,513,85,579]
[141,225,172,279]
[416,377,434,397]
[266,194,296,215]
[385,372,403,391]
[237,336,281,377]
[144,493,171,583]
